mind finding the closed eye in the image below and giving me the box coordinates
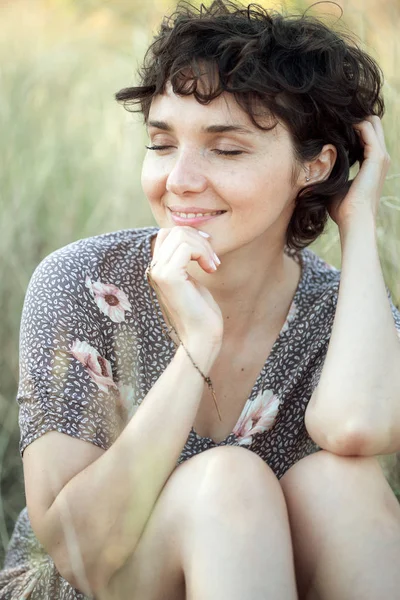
[145,145,244,156]
[213,149,244,156]
[145,145,174,151]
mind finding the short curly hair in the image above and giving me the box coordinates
[115,0,384,250]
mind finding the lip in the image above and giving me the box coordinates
[168,207,226,226]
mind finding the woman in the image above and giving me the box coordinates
[1,1,400,598]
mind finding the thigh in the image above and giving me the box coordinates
[280,450,399,598]
[99,445,281,600]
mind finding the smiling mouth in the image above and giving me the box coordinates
[169,208,226,219]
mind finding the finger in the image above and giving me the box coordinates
[152,228,172,262]
[165,241,217,277]
[365,115,387,153]
[152,238,216,277]
[353,120,385,162]
[153,226,217,270]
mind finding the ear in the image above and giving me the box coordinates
[299,144,337,186]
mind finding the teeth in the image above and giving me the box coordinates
[175,211,223,218]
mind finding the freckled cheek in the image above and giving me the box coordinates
[230,177,284,219]
[141,161,166,202]
[215,170,250,198]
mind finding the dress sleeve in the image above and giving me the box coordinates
[387,288,400,338]
[17,250,124,457]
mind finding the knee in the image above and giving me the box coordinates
[281,450,400,523]
[175,446,286,523]
[282,449,382,489]
[185,445,279,491]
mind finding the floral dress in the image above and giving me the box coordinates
[1,226,399,599]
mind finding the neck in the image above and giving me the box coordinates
[187,237,301,340]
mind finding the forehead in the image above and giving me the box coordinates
[149,85,245,122]
[148,82,278,134]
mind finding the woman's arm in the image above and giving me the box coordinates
[306,212,400,455]
[24,339,218,596]
[305,117,400,456]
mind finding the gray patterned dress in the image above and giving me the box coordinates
[1,226,399,599]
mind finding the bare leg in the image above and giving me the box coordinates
[101,445,298,600]
[181,446,299,600]
[280,450,400,600]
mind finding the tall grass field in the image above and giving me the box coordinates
[0,0,399,566]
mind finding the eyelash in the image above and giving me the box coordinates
[145,145,243,156]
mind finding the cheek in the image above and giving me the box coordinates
[141,159,165,201]
[231,170,296,219]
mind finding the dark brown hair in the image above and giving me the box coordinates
[115,0,384,250]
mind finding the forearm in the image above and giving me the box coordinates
[42,341,218,594]
[308,211,400,451]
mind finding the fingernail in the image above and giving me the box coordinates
[213,252,221,265]
[198,231,211,238]
[211,261,218,270]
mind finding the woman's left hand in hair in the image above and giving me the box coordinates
[327,115,391,230]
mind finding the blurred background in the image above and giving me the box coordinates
[0,0,399,565]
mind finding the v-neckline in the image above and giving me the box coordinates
[143,228,307,445]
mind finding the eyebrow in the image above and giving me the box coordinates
[147,120,254,135]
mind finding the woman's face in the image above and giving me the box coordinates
[141,84,306,256]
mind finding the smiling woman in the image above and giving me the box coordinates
[1,1,400,599]
[141,88,319,258]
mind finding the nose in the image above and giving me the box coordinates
[166,150,208,195]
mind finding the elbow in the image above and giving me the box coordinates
[42,532,117,596]
[49,547,94,596]
[32,508,134,595]
[56,553,116,597]
[321,430,369,456]
[33,517,121,594]
[31,527,101,595]
[311,421,390,457]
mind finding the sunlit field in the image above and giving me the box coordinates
[0,0,399,565]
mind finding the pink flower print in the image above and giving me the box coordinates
[70,340,117,393]
[85,276,132,323]
[280,300,298,334]
[233,389,281,446]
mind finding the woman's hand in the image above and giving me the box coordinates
[148,226,224,353]
[328,116,391,230]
